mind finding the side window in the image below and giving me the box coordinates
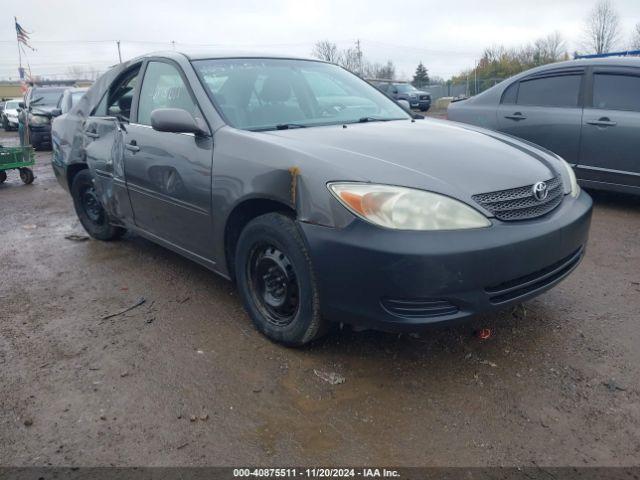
[137,61,200,126]
[517,75,581,108]
[92,91,108,117]
[106,68,140,120]
[592,73,640,112]
[501,82,518,104]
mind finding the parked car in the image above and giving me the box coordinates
[57,87,89,115]
[448,57,640,196]
[376,82,431,111]
[21,86,65,150]
[52,52,592,346]
[1,98,23,131]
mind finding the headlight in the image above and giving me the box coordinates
[28,114,50,125]
[559,159,580,197]
[328,183,491,231]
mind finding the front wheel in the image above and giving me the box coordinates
[0,171,7,183]
[235,212,328,346]
[71,169,125,241]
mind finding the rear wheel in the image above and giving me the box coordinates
[19,168,34,184]
[0,171,6,183]
[71,169,125,241]
[235,212,328,346]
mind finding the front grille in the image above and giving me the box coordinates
[472,176,563,221]
[419,95,430,100]
[381,298,458,318]
[485,247,584,304]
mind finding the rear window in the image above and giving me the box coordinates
[592,73,640,112]
[516,75,581,108]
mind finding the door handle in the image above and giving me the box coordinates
[125,140,140,152]
[587,117,617,127]
[504,112,527,121]
[85,130,99,139]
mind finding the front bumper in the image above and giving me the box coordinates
[29,124,52,147]
[300,191,593,332]
[410,99,431,110]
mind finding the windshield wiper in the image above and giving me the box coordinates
[275,123,307,130]
[357,116,393,123]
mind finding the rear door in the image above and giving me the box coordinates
[83,64,141,225]
[124,59,214,258]
[497,70,584,164]
[577,67,640,189]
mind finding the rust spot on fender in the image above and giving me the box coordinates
[288,166,300,206]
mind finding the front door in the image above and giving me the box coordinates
[124,60,214,258]
[497,72,584,164]
[578,68,640,189]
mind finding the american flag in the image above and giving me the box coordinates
[15,17,35,51]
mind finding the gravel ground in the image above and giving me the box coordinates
[1,128,639,466]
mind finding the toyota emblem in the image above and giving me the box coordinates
[532,181,549,201]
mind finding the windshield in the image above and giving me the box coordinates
[31,89,64,106]
[395,84,418,93]
[6,101,20,109]
[192,58,410,131]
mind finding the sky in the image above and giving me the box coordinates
[1,0,640,81]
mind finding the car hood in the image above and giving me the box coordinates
[260,118,561,203]
[30,105,57,116]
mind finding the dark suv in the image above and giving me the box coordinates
[376,82,431,111]
[21,86,65,150]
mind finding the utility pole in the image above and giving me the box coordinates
[116,40,122,63]
[355,39,362,76]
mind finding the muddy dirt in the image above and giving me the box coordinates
[1,129,639,466]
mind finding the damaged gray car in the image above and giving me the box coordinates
[52,52,593,346]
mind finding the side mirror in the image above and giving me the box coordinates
[392,89,398,94]
[19,102,25,109]
[397,99,411,110]
[150,108,209,136]
[51,108,62,117]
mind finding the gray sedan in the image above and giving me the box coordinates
[448,57,640,196]
[52,52,592,346]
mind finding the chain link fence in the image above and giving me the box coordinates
[419,77,506,101]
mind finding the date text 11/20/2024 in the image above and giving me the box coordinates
[233,468,401,478]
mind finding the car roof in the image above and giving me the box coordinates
[122,50,325,64]
[525,56,640,74]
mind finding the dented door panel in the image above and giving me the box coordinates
[83,117,134,225]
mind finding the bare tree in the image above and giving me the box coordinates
[338,47,361,74]
[311,40,340,63]
[632,23,640,50]
[583,0,620,54]
[534,32,567,63]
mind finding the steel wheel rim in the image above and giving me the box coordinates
[247,243,300,327]
[81,185,104,224]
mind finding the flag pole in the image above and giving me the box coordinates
[15,17,23,79]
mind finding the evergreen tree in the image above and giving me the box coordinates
[412,62,429,88]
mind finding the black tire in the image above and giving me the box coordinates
[19,168,34,185]
[0,171,6,183]
[71,169,125,241]
[235,212,328,346]
[1,117,7,131]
